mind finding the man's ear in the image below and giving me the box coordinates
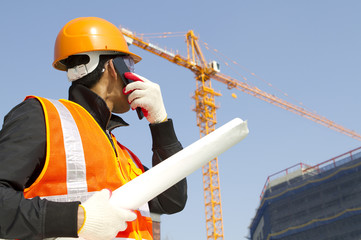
[107,59,118,79]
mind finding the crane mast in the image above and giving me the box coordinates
[188,31,225,240]
[119,27,361,240]
[194,70,225,239]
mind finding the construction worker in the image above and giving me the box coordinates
[0,17,187,240]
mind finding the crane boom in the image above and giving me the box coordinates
[120,27,361,141]
[211,73,361,141]
[121,28,199,72]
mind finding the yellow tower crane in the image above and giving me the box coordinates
[119,27,361,240]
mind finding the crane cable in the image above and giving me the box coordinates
[136,31,187,39]
[200,40,319,114]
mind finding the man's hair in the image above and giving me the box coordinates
[63,54,117,88]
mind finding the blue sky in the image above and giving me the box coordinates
[1,1,361,239]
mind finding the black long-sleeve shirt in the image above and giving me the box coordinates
[0,84,187,239]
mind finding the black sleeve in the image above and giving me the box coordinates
[147,119,188,214]
[0,98,79,239]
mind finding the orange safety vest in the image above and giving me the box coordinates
[23,96,153,240]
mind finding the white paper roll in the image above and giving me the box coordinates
[110,118,249,209]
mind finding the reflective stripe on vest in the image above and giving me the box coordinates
[23,96,153,240]
[47,99,88,200]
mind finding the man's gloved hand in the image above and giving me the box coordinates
[123,72,167,124]
[78,189,137,240]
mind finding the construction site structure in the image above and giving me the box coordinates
[250,146,361,240]
[119,27,361,240]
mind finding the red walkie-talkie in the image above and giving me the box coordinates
[113,57,144,120]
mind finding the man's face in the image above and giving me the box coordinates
[110,56,135,114]
[112,74,131,114]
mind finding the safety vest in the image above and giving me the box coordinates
[23,96,153,240]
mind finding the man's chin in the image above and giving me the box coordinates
[112,107,130,114]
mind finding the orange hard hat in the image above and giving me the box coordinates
[53,17,141,71]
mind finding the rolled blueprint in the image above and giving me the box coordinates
[109,117,249,209]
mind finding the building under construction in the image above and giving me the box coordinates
[249,146,361,240]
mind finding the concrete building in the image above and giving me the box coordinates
[249,146,361,240]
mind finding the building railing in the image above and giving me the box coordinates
[260,146,361,200]
[302,146,361,174]
[259,162,311,200]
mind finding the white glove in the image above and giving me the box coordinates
[123,72,167,124]
[78,189,137,240]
